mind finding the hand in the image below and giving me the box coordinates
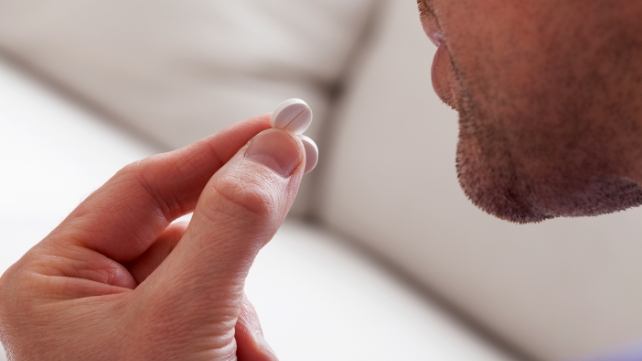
[0,116,314,361]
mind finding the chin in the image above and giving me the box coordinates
[456,150,642,223]
[456,155,551,224]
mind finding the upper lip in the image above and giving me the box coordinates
[420,3,444,47]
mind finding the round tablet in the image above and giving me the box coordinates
[271,98,313,135]
[301,135,319,173]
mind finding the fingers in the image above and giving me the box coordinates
[236,295,278,361]
[140,129,305,340]
[127,222,188,285]
[51,116,271,262]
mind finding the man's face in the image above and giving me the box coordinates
[418,0,642,222]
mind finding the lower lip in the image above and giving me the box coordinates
[431,45,456,108]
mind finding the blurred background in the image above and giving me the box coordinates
[1,1,642,360]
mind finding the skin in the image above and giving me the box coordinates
[2,1,641,359]
[419,0,642,222]
[0,117,314,361]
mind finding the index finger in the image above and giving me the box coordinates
[49,115,271,262]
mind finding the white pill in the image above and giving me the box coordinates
[300,135,319,174]
[271,98,313,135]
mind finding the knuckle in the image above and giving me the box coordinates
[0,276,6,313]
[117,158,182,220]
[118,159,145,179]
[0,266,17,322]
[211,174,278,220]
[118,156,163,182]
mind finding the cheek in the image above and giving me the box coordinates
[434,0,571,150]
[433,0,547,96]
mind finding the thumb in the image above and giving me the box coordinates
[135,129,307,357]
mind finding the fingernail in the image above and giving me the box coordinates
[245,129,302,178]
[300,135,319,174]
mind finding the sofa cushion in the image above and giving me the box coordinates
[0,0,377,215]
[316,1,642,360]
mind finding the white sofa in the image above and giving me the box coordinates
[2,1,642,360]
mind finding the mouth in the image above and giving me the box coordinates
[418,5,457,109]
[431,45,457,109]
